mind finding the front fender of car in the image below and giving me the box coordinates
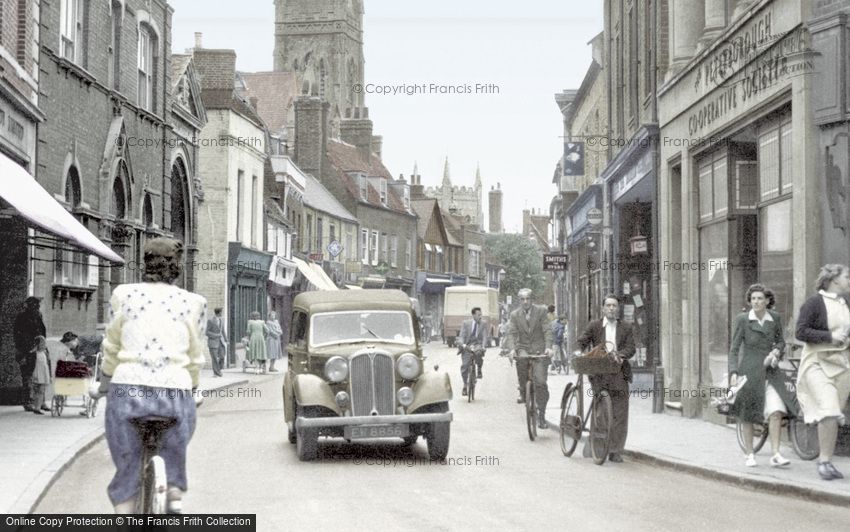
[408,370,453,413]
[293,373,342,416]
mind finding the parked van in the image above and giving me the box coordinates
[443,286,499,348]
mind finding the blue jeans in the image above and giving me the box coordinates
[104,384,196,504]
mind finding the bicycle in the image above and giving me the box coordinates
[90,387,204,513]
[559,344,618,465]
[458,343,483,402]
[734,355,819,460]
[550,344,569,374]
[512,352,550,441]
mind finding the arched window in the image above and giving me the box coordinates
[142,193,153,228]
[170,158,188,242]
[55,167,88,286]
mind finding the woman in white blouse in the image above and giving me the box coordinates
[97,238,207,513]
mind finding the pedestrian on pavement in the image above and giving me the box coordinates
[13,296,46,412]
[728,283,795,468]
[61,331,104,378]
[30,335,52,415]
[551,316,567,374]
[547,305,557,325]
[265,311,283,372]
[576,294,635,463]
[246,311,268,374]
[206,308,228,377]
[95,237,208,513]
[795,264,850,481]
[506,288,554,429]
[458,306,488,395]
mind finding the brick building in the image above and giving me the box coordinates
[31,0,202,336]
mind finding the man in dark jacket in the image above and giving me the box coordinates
[13,297,46,411]
[576,294,635,463]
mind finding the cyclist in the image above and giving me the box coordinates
[94,237,207,514]
[506,288,554,428]
[576,294,635,463]
[457,307,488,396]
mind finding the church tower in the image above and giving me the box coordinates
[273,0,366,117]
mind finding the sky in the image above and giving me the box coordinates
[170,0,604,233]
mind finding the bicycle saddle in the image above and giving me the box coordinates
[131,416,177,432]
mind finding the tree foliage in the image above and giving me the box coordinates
[485,233,544,300]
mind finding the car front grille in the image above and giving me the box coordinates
[350,352,395,416]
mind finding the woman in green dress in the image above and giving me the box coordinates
[729,284,797,468]
[246,311,268,374]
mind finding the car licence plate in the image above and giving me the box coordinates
[345,424,409,439]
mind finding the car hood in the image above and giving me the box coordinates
[307,343,419,358]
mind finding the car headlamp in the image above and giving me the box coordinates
[324,356,349,383]
[396,353,421,380]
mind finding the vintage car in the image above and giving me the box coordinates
[283,289,453,461]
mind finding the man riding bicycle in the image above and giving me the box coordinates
[458,307,488,396]
[94,238,207,514]
[506,288,554,428]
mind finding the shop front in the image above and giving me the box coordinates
[658,0,818,417]
[227,243,273,366]
[565,184,603,354]
[602,125,658,384]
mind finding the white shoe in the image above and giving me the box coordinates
[770,453,791,467]
[745,453,757,467]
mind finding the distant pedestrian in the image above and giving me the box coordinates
[728,283,795,468]
[266,311,283,372]
[206,308,228,377]
[547,305,557,324]
[30,336,52,415]
[246,311,268,374]
[13,296,46,411]
[795,264,850,481]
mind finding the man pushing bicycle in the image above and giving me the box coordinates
[506,288,554,428]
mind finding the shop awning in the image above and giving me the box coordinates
[269,255,297,288]
[0,155,124,263]
[293,257,338,291]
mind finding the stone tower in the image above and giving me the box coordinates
[273,0,365,118]
[489,183,503,234]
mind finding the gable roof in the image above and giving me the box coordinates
[170,54,207,127]
[410,199,438,240]
[326,140,412,215]
[236,71,301,135]
[199,88,265,129]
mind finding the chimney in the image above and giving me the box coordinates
[194,32,203,49]
[193,48,237,91]
[372,135,383,161]
[489,183,503,234]
[249,96,259,111]
[340,107,374,163]
[293,96,329,179]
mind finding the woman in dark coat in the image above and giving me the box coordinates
[729,284,796,468]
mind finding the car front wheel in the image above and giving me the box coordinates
[295,405,319,461]
[426,402,450,461]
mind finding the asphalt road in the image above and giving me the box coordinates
[36,344,850,531]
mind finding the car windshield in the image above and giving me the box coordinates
[310,311,415,347]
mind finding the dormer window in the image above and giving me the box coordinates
[359,175,367,199]
[379,180,387,205]
[403,186,410,209]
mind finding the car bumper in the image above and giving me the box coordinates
[295,412,453,429]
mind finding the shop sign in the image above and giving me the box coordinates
[543,254,568,271]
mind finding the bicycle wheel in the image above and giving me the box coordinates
[590,391,613,465]
[559,383,581,456]
[525,380,537,441]
[467,367,475,403]
[736,421,767,454]
[789,419,819,461]
[140,455,168,514]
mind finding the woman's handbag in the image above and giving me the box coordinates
[711,375,748,415]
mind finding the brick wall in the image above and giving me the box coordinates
[193,48,236,90]
[293,96,328,178]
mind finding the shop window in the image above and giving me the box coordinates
[698,222,729,387]
[762,199,792,253]
[758,119,793,201]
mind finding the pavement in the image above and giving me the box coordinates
[5,357,850,514]
[0,366,255,514]
[545,369,850,507]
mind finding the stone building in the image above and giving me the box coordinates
[30,0,202,337]
[272,0,365,127]
[657,0,822,417]
[191,41,270,365]
[488,183,503,234]
[423,158,485,230]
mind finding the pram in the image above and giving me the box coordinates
[241,339,266,374]
[52,352,101,418]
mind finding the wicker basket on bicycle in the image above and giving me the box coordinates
[571,343,622,375]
